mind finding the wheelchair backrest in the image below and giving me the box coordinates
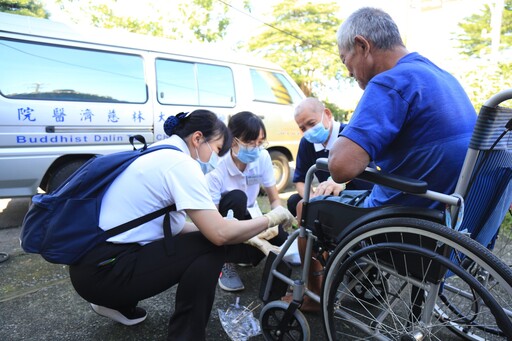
[454,91,512,249]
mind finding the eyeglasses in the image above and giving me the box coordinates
[235,138,269,151]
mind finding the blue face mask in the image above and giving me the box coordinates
[236,144,261,164]
[303,112,330,144]
[196,141,218,174]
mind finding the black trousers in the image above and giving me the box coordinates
[69,190,287,340]
[69,232,224,341]
[219,189,287,266]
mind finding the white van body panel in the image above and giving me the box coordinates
[0,12,304,197]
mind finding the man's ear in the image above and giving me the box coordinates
[324,107,334,120]
[354,35,371,55]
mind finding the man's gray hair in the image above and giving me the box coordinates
[336,7,404,52]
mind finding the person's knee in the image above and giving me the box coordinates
[224,189,247,202]
[287,193,302,217]
[219,190,248,218]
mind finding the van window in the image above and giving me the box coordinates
[0,39,147,103]
[156,59,235,107]
[250,69,303,105]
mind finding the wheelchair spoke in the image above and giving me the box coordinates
[322,218,512,341]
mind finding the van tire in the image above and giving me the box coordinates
[270,150,290,193]
[46,159,88,193]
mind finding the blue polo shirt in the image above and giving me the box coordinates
[341,52,476,209]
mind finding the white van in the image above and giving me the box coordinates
[0,12,305,198]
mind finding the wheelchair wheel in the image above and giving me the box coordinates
[321,217,512,341]
[490,221,512,277]
[260,301,310,341]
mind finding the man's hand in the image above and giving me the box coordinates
[311,178,346,198]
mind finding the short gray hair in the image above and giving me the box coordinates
[336,7,404,52]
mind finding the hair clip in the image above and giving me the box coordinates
[176,111,191,120]
[163,116,180,136]
[164,112,191,136]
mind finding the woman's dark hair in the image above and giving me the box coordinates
[228,111,267,142]
[163,110,232,156]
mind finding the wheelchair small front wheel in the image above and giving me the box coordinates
[260,300,310,341]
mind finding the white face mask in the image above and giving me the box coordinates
[195,140,218,174]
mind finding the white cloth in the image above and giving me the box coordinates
[283,237,301,265]
[99,135,216,245]
[206,149,275,209]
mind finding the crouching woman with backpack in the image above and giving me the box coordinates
[68,110,296,341]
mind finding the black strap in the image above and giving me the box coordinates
[129,135,148,151]
[163,211,175,256]
[103,204,177,239]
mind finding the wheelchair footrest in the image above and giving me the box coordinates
[259,251,292,304]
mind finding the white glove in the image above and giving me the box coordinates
[245,236,281,256]
[256,225,279,240]
[264,206,298,234]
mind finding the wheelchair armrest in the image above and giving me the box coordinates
[315,158,428,194]
[357,168,428,194]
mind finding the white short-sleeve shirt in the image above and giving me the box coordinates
[206,149,275,209]
[99,135,216,245]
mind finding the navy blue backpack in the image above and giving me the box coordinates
[20,135,180,265]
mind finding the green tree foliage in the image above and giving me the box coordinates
[456,1,512,108]
[0,0,48,18]
[323,99,350,122]
[55,0,250,42]
[246,0,342,97]
[457,0,512,57]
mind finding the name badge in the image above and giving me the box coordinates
[246,174,261,186]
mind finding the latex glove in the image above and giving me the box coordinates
[256,225,279,240]
[264,206,298,234]
[245,236,281,256]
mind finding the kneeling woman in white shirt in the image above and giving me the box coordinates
[206,111,288,292]
[68,110,296,341]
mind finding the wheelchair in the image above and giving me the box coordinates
[259,88,512,341]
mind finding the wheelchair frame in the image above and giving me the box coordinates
[259,89,512,341]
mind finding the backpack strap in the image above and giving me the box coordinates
[101,141,181,252]
[129,134,148,151]
[103,204,177,239]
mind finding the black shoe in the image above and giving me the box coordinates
[90,304,147,326]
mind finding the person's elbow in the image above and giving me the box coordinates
[328,157,357,183]
[208,228,231,246]
[328,138,369,183]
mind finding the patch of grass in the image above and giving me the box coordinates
[501,210,512,239]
